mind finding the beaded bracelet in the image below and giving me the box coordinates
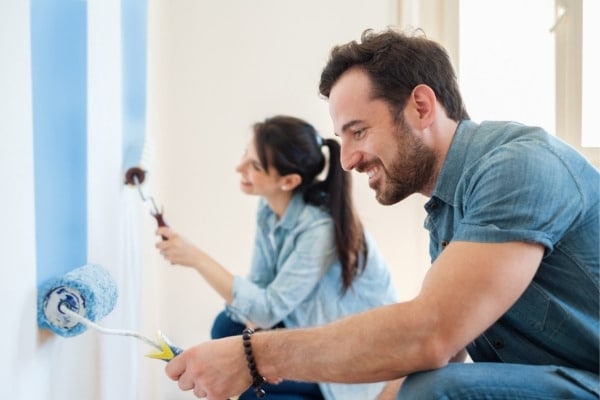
[242,328,267,398]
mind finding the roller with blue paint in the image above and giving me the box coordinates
[37,263,182,361]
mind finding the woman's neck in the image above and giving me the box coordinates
[265,192,293,219]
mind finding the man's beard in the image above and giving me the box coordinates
[375,118,437,205]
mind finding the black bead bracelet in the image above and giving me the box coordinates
[242,328,266,398]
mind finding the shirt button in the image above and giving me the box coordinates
[441,240,449,249]
[493,339,504,349]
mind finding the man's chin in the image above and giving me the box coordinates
[375,187,408,205]
[374,190,395,206]
[371,180,400,205]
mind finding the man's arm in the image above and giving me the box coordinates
[166,240,544,398]
[254,241,543,382]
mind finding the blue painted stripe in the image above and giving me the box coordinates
[31,0,87,285]
[121,0,148,172]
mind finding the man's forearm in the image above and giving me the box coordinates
[251,302,438,383]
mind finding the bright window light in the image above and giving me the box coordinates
[459,0,555,134]
[582,0,598,147]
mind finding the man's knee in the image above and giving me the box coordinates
[398,365,468,400]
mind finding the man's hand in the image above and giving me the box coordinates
[165,336,252,399]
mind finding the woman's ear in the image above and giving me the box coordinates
[280,173,302,191]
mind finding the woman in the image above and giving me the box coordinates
[156,115,399,399]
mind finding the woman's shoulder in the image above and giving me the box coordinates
[294,200,332,224]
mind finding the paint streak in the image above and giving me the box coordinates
[31,0,87,284]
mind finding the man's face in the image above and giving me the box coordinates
[328,68,436,204]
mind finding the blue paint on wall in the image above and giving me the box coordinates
[31,0,87,285]
[122,0,148,172]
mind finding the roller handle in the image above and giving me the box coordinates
[161,331,183,358]
[157,343,183,362]
[169,344,183,358]
[153,211,168,240]
[147,331,184,362]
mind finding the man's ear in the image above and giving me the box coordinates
[409,84,437,129]
[279,173,302,191]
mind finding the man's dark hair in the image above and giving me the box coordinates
[319,28,469,121]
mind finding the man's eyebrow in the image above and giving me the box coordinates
[335,120,362,136]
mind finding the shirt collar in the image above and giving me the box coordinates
[258,192,305,231]
[432,119,478,206]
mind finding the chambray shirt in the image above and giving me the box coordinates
[227,193,398,400]
[425,120,599,394]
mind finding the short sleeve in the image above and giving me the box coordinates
[453,141,582,252]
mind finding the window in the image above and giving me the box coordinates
[581,0,598,148]
[396,0,598,167]
[459,0,555,132]
[553,0,598,165]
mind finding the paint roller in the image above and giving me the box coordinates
[124,167,168,240]
[37,263,182,361]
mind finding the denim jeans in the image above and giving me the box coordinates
[211,310,325,400]
[399,362,599,399]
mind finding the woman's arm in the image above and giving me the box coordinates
[155,219,336,328]
[156,226,235,304]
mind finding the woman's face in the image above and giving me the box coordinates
[235,138,282,198]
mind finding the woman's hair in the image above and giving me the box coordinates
[253,115,365,292]
[319,28,469,122]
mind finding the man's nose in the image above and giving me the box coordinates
[340,140,360,171]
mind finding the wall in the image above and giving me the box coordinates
[0,1,43,398]
[1,0,148,399]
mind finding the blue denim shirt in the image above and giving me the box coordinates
[228,193,398,399]
[425,120,599,393]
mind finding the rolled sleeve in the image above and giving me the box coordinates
[453,141,582,251]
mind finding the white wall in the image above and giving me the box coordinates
[0,1,45,399]
[2,1,146,399]
[141,1,431,398]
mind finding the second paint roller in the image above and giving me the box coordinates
[37,263,181,361]
[124,167,168,240]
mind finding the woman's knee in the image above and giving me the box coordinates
[210,310,245,339]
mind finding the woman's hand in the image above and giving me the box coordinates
[155,226,235,303]
[155,227,202,269]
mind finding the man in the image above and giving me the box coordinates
[166,28,599,399]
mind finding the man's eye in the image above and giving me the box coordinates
[353,129,366,138]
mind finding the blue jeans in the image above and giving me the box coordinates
[399,362,599,399]
[211,311,325,400]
